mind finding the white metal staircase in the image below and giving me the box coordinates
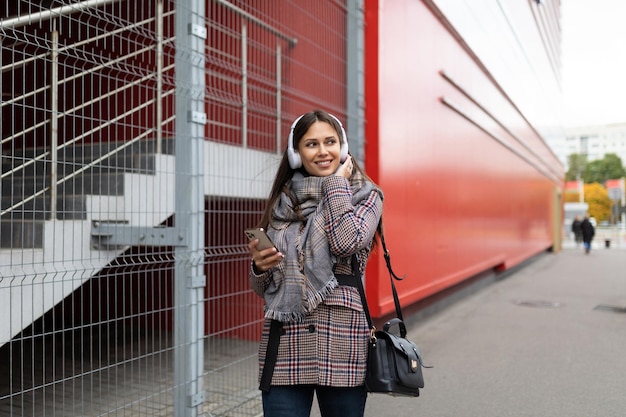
[0,139,175,346]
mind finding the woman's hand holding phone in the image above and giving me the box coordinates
[245,228,284,273]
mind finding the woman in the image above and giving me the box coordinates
[247,110,383,417]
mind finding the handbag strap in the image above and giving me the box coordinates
[377,220,406,321]
[352,254,374,330]
[353,218,406,331]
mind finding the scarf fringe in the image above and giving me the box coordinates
[264,277,339,323]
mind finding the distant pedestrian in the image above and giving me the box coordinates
[571,215,582,246]
[580,213,595,254]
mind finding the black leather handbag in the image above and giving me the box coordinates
[365,317,426,396]
[353,224,431,397]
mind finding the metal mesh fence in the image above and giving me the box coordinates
[0,0,350,415]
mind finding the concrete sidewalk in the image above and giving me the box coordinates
[359,246,626,417]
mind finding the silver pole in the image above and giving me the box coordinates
[242,20,248,148]
[276,43,282,155]
[50,24,59,220]
[156,0,164,154]
[346,0,365,163]
[174,0,206,415]
[0,36,2,202]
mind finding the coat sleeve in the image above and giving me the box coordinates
[321,176,383,257]
[249,261,272,298]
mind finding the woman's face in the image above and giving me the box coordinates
[297,121,342,177]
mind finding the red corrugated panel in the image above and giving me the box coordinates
[364,0,564,318]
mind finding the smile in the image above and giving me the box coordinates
[315,160,333,167]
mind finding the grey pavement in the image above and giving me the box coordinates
[311,241,626,417]
[362,245,626,417]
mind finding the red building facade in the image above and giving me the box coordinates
[362,0,564,316]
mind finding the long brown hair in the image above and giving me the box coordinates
[257,109,378,232]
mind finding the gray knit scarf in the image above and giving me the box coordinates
[263,171,378,323]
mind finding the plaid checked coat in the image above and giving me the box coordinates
[250,176,383,387]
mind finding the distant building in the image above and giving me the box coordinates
[564,123,626,169]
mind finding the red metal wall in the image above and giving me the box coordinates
[364,0,564,317]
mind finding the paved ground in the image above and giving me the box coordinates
[342,242,626,417]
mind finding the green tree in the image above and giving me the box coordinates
[582,153,626,183]
[565,153,587,181]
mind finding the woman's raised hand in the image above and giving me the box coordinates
[334,155,353,179]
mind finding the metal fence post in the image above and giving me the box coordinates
[346,0,365,163]
[174,0,207,415]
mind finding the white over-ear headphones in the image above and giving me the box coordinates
[287,112,349,169]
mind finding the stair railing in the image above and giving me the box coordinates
[1,0,169,220]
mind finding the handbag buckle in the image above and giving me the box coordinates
[369,327,377,344]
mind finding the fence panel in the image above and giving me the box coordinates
[0,1,350,415]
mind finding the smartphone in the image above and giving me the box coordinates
[244,228,276,251]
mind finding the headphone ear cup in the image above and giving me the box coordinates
[287,147,301,169]
[287,115,304,169]
[339,127,349,162]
